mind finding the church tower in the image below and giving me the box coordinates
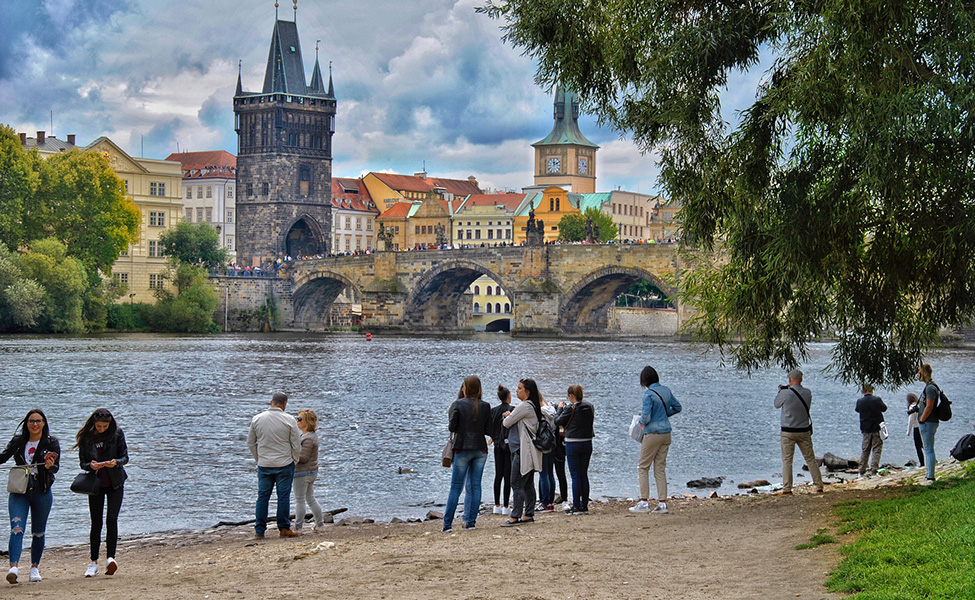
[532,85,598,193]
[234,6,335,265]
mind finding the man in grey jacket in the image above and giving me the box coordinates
[774,369,824,495]
[247,392,301,538]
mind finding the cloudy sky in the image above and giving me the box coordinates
[2,0,765,194]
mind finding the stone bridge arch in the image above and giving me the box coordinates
[404,259,510,331]
[291,271,361,328]
[559,266,675,333]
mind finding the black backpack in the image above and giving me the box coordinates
[930,383,953,422]
[530,406,556,454]
[950,434,975,462]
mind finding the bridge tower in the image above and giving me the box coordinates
[234,8,335,266]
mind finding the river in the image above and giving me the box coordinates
[1,333,972,546]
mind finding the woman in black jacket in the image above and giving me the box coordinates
[74,408,128,578]
[442,376,491,532]
[1,409,60,584]
[555,385,594,514]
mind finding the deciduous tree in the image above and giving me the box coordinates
[557,207,618,242]
[158,221,227,269]
[482,0,975,384]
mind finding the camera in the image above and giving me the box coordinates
[778,384,787,391]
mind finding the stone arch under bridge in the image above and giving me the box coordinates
[559,266,676,334]
[290,271,361,328]
[403,259,510,331]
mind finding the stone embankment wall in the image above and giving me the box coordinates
[211,276,294,332]
[609,307,680,336]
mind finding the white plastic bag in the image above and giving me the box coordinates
[879,421,889,440]
[629,415,645,443]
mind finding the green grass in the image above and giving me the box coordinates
[796,528,836,550]
[824,468,975,599]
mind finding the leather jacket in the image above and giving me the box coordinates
[448,398,492,453]
[554,401,595,440]
[78,428,129,490]
[0,434,61,493]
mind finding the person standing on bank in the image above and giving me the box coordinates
[75,408,128,578]
[855,384,887,477]
[501,379,544,526]
[630,366,681,514]
[490,385,513,516]
[293,409,324,534]
[906,393,925,467]
[917,363,940,482]
[555,385,594,515]
[247,392,301,538]
[442,376,492,532]
[774,369,824,495]
[1,409,60,584]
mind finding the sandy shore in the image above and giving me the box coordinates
[10,465,949,600]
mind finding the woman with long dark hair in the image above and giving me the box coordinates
[1,409,60,584]
[442,376,492,532]
[501,378,544,526]
[74,408,128,578]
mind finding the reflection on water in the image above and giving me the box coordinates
[2,333,972,545]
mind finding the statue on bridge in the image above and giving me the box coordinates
[434,222,447,247]
[584,215,594,243]
[526,202,545,247]
[377,225,394,252]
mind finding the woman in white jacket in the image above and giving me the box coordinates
[501,379,544,526]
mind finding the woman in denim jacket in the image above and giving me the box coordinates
[630,366,681,515]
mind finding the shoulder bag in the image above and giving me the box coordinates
[70,470,101,495]
[6,465,31,494]
[441,434,455,468]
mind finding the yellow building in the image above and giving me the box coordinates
[88,137,183,302]
[513,186,580,245]
[469,274,511,332]
[362,171,481,212]
[452,193,524,246]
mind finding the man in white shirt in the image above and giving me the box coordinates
[247,392,301,537]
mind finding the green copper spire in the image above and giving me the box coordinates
[533,84,597,148]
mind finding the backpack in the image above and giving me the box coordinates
[930,383,953,422]
[530,409,556,454]
[950,434,975,462]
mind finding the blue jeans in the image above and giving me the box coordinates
[566,440,592,511]
[256,464,295,535]
[443,450,487,529]
[919,421,939,479]
[8,486,53,566]
[539,452,555,506]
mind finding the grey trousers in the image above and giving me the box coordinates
[509,451,536,520]
[859,432,884,475]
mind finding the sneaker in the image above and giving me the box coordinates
[571,509,589,516]
[501,507,511,516]
[651,502,669,514]
[629,500,651,513]
[442,525,453,533]
[541,504,555,513]
[462,522,476,530]
[28,567,41,582]
[106,557,118,576]
[6,566,18,584]
[492,506,503,515]
[561,501,572,512]
[85,562,97,578]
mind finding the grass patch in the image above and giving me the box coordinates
[796,528,836,550]
[826,474,975,599]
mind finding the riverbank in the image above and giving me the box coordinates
[15,462,961,599]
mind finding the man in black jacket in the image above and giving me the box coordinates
[855,383,888,477]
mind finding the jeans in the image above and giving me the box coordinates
[293,473,323,530]
[89,486,124,561]
[7,486,53,566]
[565,440,592,511]
[493,445,511,507]
[538,452,555,506]
[919,421,939,479]
[443,450,487,529]
[509,451,535,520]
[256,464,295,535]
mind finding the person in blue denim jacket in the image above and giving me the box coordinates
[630,366,681,514]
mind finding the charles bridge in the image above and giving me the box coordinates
[212,244,687,334]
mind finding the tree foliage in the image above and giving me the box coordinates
[481,0,975,384]
[149,262,219,333]
[0,126,41,250]
[557,207,618,242]
[158,221,227,269]
[15,238,88,333]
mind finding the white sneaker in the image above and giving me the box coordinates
[561,501,572,512]
[501,507,511,516]
[652,502,669,514]
[85,562,97,577]
[28,567,41,582]
[6,566,18,584]
[106,557,118,575]
[629,500,651,513]
[492,506,503,514]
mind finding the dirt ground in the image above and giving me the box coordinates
[9,481,901,600]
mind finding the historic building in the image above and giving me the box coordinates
[331,177,379,253]
[234,15,335,265]
[531,86,599,194]
[513,186,582,245]
[451,193,524,246]
[166,150,237,260]
[469,274,512,332]
[361,171,481,212]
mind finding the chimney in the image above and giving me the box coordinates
[468,175,479,188]
[36,131,45,145]
[19,133,26,145]
[414,171,427,179]
[67,134,76,145]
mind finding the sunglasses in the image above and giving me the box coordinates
[94,412,112,420]
[296,417,303,422]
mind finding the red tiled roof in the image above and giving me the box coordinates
[371,172,481,196]
[377,202,413,219]
[166,151,237,179]
[331,178,378,213]
[463,193,526,212]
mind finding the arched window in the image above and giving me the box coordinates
[474,285,480,295]
[496,286,503,296]
[473,302,480,313]
[486,287,493,296]
[495,303,502,314]
[504,303,510,313]
[486,303,493,313]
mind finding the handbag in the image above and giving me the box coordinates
[70,470,101,495]
[629,415,645,443]
[879,421,889,440]
[6,465,31,494]
[441,434,455,468]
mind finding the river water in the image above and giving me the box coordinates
[1,333,972,546]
